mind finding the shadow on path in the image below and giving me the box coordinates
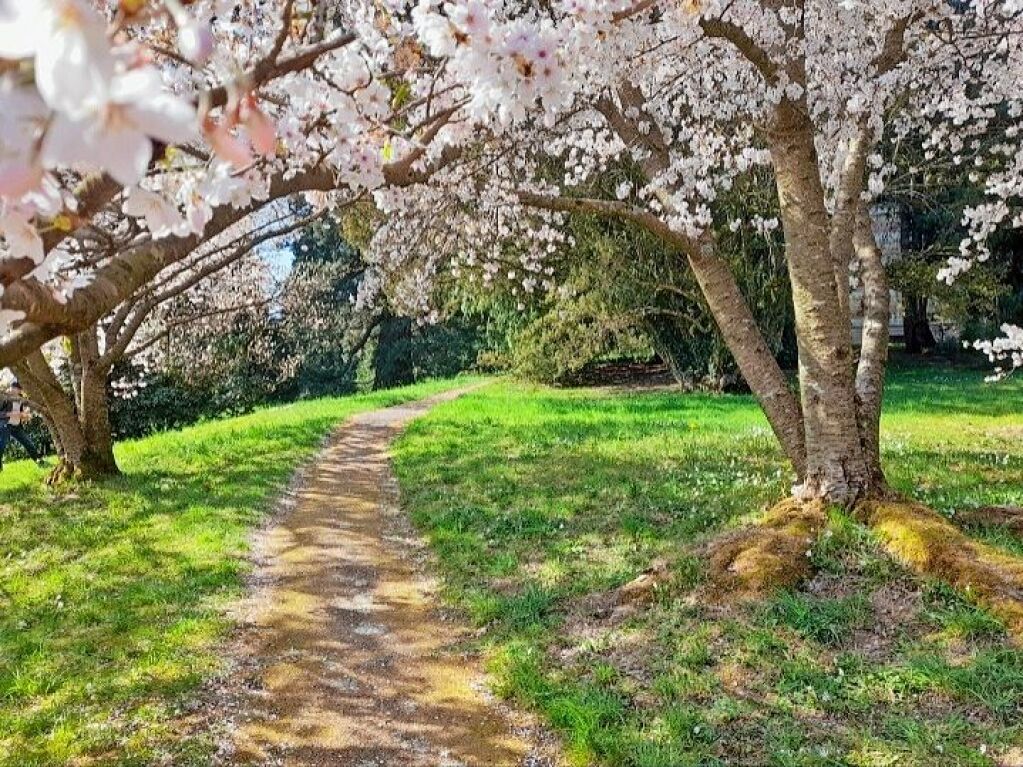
[223,389,542,767]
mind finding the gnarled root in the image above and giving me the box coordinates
[704,498,827,601]
[858,501,1023,639]
[45,458,76,486]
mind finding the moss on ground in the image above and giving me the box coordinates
[706,498,827,600]
[860,500,1023,640]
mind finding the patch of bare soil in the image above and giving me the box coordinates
[198,389,559,767]
[989,425,1023,442]
[955,505,1023,534]
[562,361,678,390]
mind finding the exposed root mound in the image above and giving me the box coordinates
[587,558,672,620]
[616,558,671,605]
[859,501,1023,639]
[45,459,75,486]
[705,499,827,601]
[955,505,1023,534]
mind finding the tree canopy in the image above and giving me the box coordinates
[0,0,1020,497]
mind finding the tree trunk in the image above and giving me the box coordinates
[44,404,119,484]
[769,102,870,504]
[77,372,120,478]
[15,343,120,483]
[75,333,118,478]
[853,204,891,489]
[373,314,415,389]
[75,331,119,477]
[686,238,808,476]
[644,318,693,388]
[903,294,936,354]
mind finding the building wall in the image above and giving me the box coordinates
[850,202,956,346]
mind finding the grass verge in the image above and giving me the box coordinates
[394,363,1023,766]
[0,378,471,767]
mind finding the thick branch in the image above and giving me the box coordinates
[699,17,779,84]
[0,166,336,368]
[829,121,872,327]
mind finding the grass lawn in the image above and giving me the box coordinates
[394,361,1023,767]
[0,378,470,767]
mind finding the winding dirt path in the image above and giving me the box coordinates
[221,388,549,767]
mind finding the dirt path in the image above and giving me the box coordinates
[219,388,551,767]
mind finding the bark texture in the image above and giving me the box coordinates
[74,331,120,478]
[14,341,120,484]
[770,103,870,503]
[853,204,891,488]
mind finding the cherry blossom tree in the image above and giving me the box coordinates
[0,0,458,364]
[0,0,1020,625]
[0,0,1018,504]
[0,0,463,479]
[12,204,317,481]
[354,0,1022,507]
[326,0,1023,618]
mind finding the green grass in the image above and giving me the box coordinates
[394,361,1023,767]
[0,378,471,767]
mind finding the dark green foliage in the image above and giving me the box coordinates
[507,174,797,389]
[109,369,271,441]
[107,213,490,439]
[373,314,415,389]
[885,141,1023,356]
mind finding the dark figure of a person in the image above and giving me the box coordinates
[0,382,44,470]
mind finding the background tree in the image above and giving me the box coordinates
[503,173,796,388]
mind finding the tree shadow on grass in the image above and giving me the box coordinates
[0,418,355,767]
[393,379,1023,767]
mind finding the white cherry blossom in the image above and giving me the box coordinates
[43,66,196,186]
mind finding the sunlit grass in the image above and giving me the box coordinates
[0,378,470,767]
[395,361,1023,766]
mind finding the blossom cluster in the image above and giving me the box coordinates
[1,0,1022,387]
[971,324,1023,381]
[0,1,200,291]
[0,0,412,343]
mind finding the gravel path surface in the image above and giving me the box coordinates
[216,388,555,766]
